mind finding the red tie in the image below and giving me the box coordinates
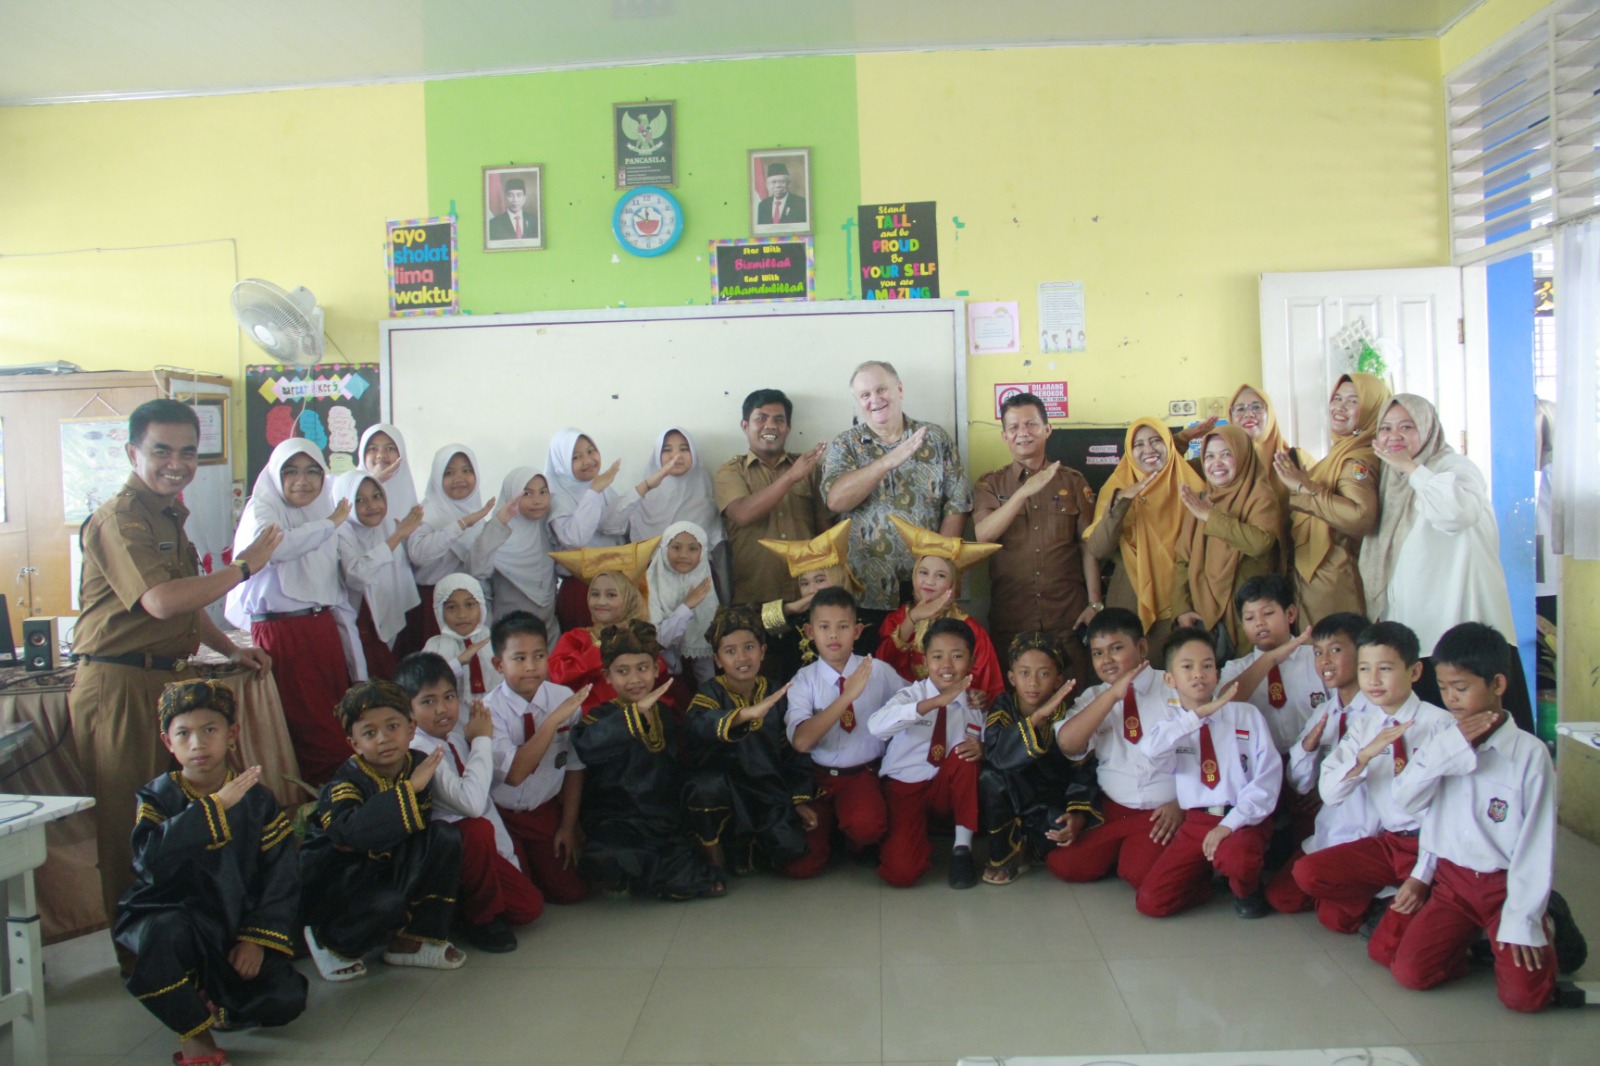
[513,214,522,239]
[837,675,856,732]
[1391,727,1409,774]
[1266,665,1287,709]
[773,197,783,221]
[448,741,465,775]
[927,702,948,765]
[522,711,537,743]
[1122,686,1141,743]
[468,654,486,695]
[1336,711,1348,742]
[1198,721,1220,788]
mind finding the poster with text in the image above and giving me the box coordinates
[60,419,130,524]
[387,216,458,316]
[615,101,677,187]
[245,363,382,489]
[711,238,813,303]
[858,201,939,300]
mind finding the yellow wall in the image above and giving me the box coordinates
[856,42,1449,476]
[0,84,429,471]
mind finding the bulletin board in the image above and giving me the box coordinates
[245,363,383,487]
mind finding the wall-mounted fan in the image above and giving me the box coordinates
[230,279,324,365]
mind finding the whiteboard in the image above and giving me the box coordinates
[379,301,969,507]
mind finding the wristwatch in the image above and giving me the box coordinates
[233,559,252,581]
[1089,601,1105,612]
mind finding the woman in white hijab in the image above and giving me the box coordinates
[646,521,720,684]
[224,438,354,784]
[409,443,498,640]
[472,466,560,632]
[359,422,427,653]
[544,428,637,629]
[629,428,727,550]
[330,469,423,682]
[422,573,502,702]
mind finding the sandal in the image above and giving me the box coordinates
[382,940,466,970]
[173,1052,231,1066]
[983,863,1020,885]
[304,925,367,983]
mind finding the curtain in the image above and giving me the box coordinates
[1554,216,1600,561]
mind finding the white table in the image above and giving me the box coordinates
[0,794,93,1066]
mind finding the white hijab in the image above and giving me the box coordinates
[647,520,719,659]
[332,469,419,644]
[544,427,618,541]
[431,573,492,653]
[226,438,341,622]
[631,427,725,550]
[491,466,557,608]
[421,442,484,534]
[358,422,420,515]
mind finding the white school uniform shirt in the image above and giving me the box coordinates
[1057,666,1179,809]
[486,679,584,812]
[1141,699,1282,831]
[783,654,900,770]
[1393,719,1556,947]
[1219,643,1324,755]
[410,728,519,866]
[1285,690,1378,853]
[868,677,985,785]
[1319,692,1453,842]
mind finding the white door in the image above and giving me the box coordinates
[1258,267,1491,489]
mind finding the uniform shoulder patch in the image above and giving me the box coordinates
[1350,461,1370,481]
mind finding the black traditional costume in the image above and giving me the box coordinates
[980,693,1103,872]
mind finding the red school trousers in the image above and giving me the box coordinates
[783,765,888,879]
[496,801,589,904]
[878,757,979,888]
[1046,797,1171,889]
[456,816,545,926]
[251,609,351,786]
[1384,859,1557,1013]
[1135,809,1269,917]
[1292,830,1421,937]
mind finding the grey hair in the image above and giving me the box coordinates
[849,360,900,387]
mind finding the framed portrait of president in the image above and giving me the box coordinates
[483,164,544,251]
[749,147,811,237]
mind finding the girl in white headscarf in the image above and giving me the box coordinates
[544,428,637,629]
[472,466,560,633]
[358,423,420,515]
[330,470,423,682]
[224,438,353,784]
[422,573,502,701]
[629,428,727,551]
[409,444,498,640]
[646,521,720,684]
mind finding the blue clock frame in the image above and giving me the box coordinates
[612,185,684,258]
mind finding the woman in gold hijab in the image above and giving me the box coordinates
[1084,418,1205,658]
[1270,373,1390,624]
[1170,424,1283,655]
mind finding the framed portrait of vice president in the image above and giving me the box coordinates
[749,148,811,237]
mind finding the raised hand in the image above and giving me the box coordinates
[1357,719,1411,770]
[1029,678,1079,725]
[884,426,929,470]
[395,504,426,539]
[330,498,353,526]
[464,701,493,742]
[214,766,261,810]
[237,524,285,573]
[497,498,521,525]
[460,637,490,665]
[839,656,875,705]
[1456,709,1501,746]
[1119,472,1157,502]
[1015,461,1062,500]
[736,681,793,725]
[908,587,954,623]
[551,684,594,726]
[1272,449,1311,493]
[925,674,973,711]
[789,443,825,481]
[683,576,714,609]
[591,460,622,494]
[1193,682,1239,719]
[1179,484,1212,521]
[1300,712,1329,753]
[409,747,445,791]
[462,497,497,528]
[1111,661,1150,700]
[635,679,675,713]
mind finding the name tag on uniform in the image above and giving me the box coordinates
[1176,744,1197,756]
[158,541,176,552]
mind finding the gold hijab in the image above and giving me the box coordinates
[1085,418,1204,629]
[1228,383,1288,470]
[1180,424,1282,628]
[1290,372,1390,581]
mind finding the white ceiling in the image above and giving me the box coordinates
[0,0,1487,106]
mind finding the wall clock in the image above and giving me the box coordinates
[612,185,683,257]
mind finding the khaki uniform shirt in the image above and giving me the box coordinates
[713,452,829,605]
[972,460,1096,641]
[75,475,203,658]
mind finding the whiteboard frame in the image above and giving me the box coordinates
[377,298,970,463]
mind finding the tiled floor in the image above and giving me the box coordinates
[35,827,1600,1066]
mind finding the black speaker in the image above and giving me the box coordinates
[23,617,59,672]
[0,595,15,665]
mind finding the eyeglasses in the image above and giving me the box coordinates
[1230,403,1267,417]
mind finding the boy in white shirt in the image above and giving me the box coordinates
[1298,622,1452,955]
[1134,628,1282,919]
[1386,622,1578,1012]
[869,618,985,889]
[1219,575,1324,756]
[783,587,903,878]
[484,612,591,904]
[1051,608,1183,889]
[397,652,544,954]
[1265,611,1380,919]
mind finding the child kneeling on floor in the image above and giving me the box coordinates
[118,680,306,1066]
[300,680,467,980]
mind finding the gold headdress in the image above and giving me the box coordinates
[549,536,661,597]
[888,515,1001,571]
[759,520,862,594]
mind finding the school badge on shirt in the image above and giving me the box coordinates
[1309,691,1327,708]
[1488,797,1508,823]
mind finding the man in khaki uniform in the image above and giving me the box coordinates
[70,399,282,927]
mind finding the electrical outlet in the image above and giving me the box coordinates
[1168,399,1197,417]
